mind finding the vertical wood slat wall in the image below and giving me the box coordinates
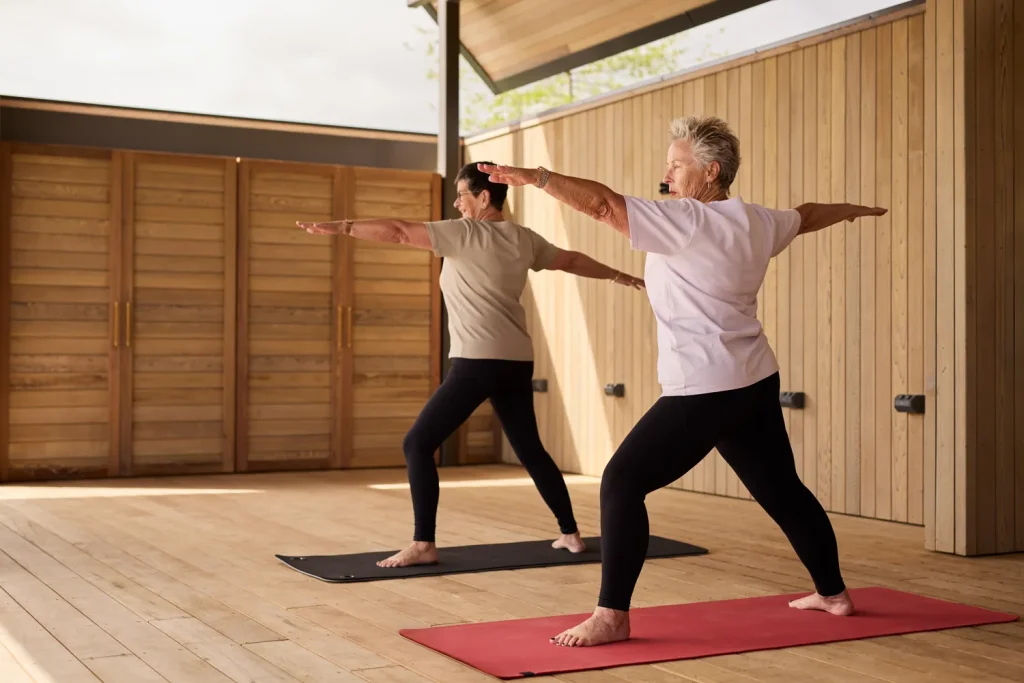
[469,1,1024,553]
[1,143,455,480]
[466,7,927,526]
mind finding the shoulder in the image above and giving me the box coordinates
[424,218,476,255]
[741,200,800,227]
[426,217,472,231]
[625,195,704,221]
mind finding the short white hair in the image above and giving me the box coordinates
[668,115,741,191]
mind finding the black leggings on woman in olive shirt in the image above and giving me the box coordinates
[402,357,579,542]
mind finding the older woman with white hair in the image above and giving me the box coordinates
[480,114,886,647]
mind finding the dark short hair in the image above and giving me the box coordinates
[455,161,508,211]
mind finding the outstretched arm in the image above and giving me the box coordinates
[794,203,887,235]
[296,219,433,249]
[547,250,644,289]
[477,163,631,238]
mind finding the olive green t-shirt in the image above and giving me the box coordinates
[425,218,561,361]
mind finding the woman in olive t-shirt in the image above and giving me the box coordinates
[297,161,643,569]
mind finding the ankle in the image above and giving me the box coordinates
[411,541,436,550]
[593,606,629,624]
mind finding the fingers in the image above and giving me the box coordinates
[477,162,524,185]
[477,162,510,179]
[296,220,333,235]
[623,277,645,289]
[848,206,888,223]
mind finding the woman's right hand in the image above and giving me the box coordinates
[476,163,540,187]
[297,220,347,235]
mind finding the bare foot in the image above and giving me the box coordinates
[551,607,630,647]
[552,532,587,553]
[376,542,438,568]
[789,590,855,616]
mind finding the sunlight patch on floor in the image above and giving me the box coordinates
[0,486,263,501]
[368,474,598,490]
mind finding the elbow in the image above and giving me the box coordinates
[795,204,814,234]
[553,250,580,273]
[589,191,628,235]
[392,221,414,245]
[564,251,582,272]
[589,198,613,223]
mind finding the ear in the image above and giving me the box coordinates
[706,161,721,184]
[478,188,490,206]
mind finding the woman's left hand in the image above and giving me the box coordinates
[476,163,539,187]
[845,205,888,222]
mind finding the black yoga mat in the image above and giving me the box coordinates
[275,535,707,583]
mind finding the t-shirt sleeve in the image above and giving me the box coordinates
[625,196,699,255]
[425,219,472,257]
[762,207,802,257]
[523,227,561,271]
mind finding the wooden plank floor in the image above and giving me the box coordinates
[0,464,1021,683]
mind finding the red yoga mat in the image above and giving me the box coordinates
[399,587,1018,679]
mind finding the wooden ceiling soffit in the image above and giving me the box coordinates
[410,0,773,94]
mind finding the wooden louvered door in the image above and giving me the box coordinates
[236,160,351,471]
[2,144,121,481]
[120,153,237,475]
[348,167,443,468]
[3,143,445,480]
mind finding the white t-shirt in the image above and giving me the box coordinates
[626,195,802,396]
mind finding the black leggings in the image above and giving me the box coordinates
[598,372,846,611]
[403,358,578,542]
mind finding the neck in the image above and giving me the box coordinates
[476,208,504,221]
[693,185,728,204]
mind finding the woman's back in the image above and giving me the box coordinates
[427,218,558,362]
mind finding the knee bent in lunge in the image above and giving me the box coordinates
[401,429,435,462]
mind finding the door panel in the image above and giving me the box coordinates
[348,168,441,468]
[238,162,345,471]
[2,144,444,480]
[4,145,120,480]
[124,154,236,475]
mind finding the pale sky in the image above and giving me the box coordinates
[0,0,904,136]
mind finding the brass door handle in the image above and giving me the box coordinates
[112,302,120,347]
[346,306,353,348]
[126,302,132,347]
